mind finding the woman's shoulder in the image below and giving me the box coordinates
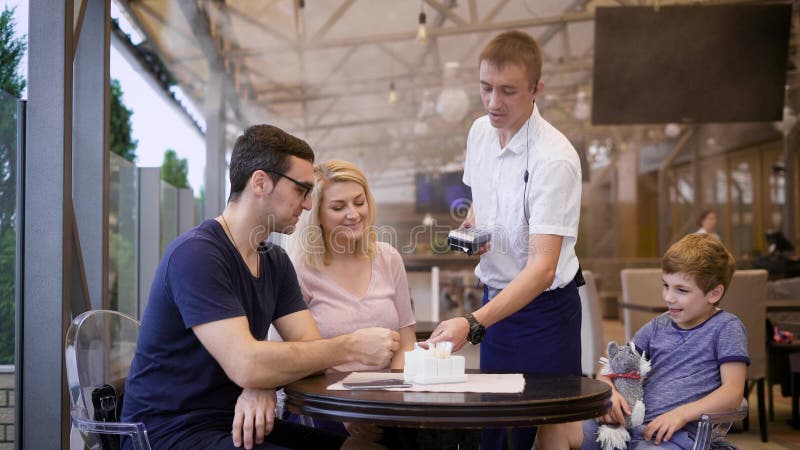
[372,241,404,270]
[292,255,320,278]
[374,240,399,255]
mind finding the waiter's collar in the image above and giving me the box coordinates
[501,104,540,155]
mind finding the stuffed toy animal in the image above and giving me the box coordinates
[596,341,651,450]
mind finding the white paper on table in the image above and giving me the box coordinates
[327,372,524,393]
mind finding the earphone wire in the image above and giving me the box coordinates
[523,114,530,224]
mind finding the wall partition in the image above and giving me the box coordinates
[24,3,201,446]
[109,152,139,318]
[0,90,22,449]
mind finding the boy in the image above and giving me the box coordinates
[581,233,749,450]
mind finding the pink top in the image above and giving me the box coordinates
[295,241,416,372]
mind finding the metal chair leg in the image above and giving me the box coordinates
[768,379,774,422]
[742,382,750,431]
[758,379,768,442]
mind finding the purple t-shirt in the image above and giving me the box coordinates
[633,310,750,424]
[121,220,307,449]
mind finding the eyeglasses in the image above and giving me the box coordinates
[263,169,313,199]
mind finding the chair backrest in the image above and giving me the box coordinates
[579,271,604,376]
[620,268,664,342]
[718,269,768,380]
[65,310,148,449]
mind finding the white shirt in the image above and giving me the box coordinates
[463,105,581,290]
[695,228,721,241]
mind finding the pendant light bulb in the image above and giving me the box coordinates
[417,11,428,46]
[388,82,399,106]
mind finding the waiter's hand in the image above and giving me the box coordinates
[460,220,490,256]
[426,317,470,352]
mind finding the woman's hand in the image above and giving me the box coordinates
[231,388,277,449]
[344,421,384,442]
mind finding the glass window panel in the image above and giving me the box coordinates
[160,182,179,256]
[670,164,694,237]
[763,147,785,231]
[699,156,727,241]
[729,154,759,259]
[0,90,20,367]
[109,152,138,316]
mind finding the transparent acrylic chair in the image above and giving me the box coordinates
[691,399,749,450]
[65,310,151,450]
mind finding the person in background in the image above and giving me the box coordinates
[695,210,721,240]
[284,159,416,448]
[426,30,584,449]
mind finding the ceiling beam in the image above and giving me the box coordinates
[227,10,594,57]
[482,0,509,23]
[424,0,467,26]
[312,129,469,153]
[134,1,197,46]
[377,44,414,72]
[468,0,478,24]
[311,0,356,42]
[256,56,593,103]
[286,115,419,134]
[224,3,298,50]
[177,0,246,126]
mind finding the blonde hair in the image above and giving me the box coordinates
[296,160,377,269]
[662,233,736,303]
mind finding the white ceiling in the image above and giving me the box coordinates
[119,0,787,191]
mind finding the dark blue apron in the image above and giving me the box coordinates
[480,278,582,450]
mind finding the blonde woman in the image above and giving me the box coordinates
[287,160,416,447]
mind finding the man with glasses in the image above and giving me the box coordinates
[122,124,398,450]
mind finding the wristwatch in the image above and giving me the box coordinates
[463,312,486,345]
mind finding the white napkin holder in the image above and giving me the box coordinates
[403,342,467,385]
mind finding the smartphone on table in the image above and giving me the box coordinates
[342,378,411,389]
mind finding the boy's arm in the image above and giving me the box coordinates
[643,361,746,445]
[596,373,631,426]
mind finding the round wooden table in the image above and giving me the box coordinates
[284,371,611,449]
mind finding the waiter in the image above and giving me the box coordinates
[427,30,584,450]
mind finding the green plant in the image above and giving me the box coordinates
[0,6,25,365]
[110,78,137,162]
[161,149,190,189]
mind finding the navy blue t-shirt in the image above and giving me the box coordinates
[121,219,307,449]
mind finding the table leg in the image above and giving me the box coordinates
[790,352,800,430]
[506,428,515,450]
[792,371,799,429]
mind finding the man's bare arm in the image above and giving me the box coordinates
[194,316,399,389]
[272,310,322,342]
